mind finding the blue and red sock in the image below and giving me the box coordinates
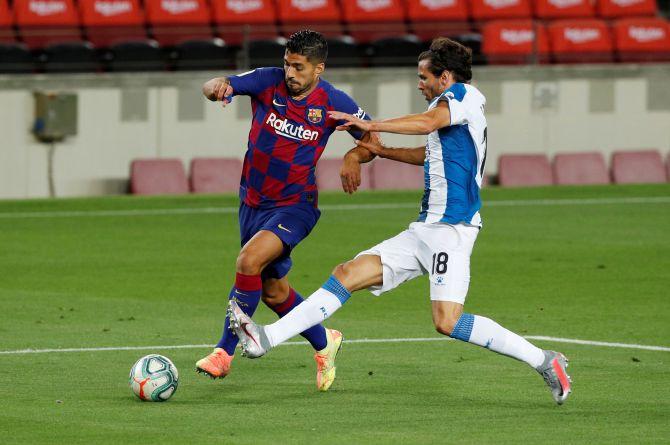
[216,273,262,355]
[269,288,328,351]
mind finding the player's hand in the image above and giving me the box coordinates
[354,138,386,158]
[203,78,233,107]
[328,111,372,132]
[340,156,362,194]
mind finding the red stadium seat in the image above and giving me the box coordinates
[277,0,344,38]
[482,20,549,64]
[471,0,532,22]
[145,0,212,46]
[316,159,373,191]
[14,0,82,49]
[553,152,609,185]
[596,0,657,18]
[547,19,613,63]
[190,158,242,193]
[0,0,15,43]
[405,0,471,42]
[130,159,189,195]
[498,154,553,187]
[371,158,423,190]
[211,0,278,46]
[613,17,670,63]
[611,150,667,184]
[79,0,146,47]
[340,0,408,43]
[533,0,594,19]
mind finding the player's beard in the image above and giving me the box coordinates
[286,78,314,98]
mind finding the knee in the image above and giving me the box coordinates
[434,315,460,337]
[236,250,263,275]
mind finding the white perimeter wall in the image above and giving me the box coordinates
[0,64,669,199]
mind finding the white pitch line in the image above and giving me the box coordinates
[0,335,668,355]
[0,196,668,219]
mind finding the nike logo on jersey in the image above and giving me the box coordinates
[272,98,286,107]
[277,224,291,233]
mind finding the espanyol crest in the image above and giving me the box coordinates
[307,108,323,124]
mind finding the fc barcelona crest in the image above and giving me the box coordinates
[307,108,323,124]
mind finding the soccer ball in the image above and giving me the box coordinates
[129,354,179,402]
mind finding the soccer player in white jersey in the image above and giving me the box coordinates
[228,37,572,404]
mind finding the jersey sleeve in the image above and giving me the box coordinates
[437,88,469,127]
[329,88,371,140]
[228,67,283,98]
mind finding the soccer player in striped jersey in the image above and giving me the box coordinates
[195,30,375,391]
[228,37,573,405]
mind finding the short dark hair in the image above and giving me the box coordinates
[286,30,328,64]
[418,37,472,83]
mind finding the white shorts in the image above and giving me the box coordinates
[356,222,479,304]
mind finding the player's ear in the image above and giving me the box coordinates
[314,62,325,76]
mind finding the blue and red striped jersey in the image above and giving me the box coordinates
[229,67,368,209]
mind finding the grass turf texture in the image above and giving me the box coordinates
[0,184,669,444]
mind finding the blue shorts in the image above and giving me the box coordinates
[238,203,321,280]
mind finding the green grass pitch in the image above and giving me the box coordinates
[0,184,668,444]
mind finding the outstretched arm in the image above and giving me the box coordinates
[354,138,425,166]
[203,77,233,106]
[328,101,451,135]
[340,131,379,194]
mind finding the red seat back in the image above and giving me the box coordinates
[596,0,657,18]
[548,19,613,62]
[482,20,549,63]
[14,0,79,26]
[533,0,594,19]
[276,0,341,23]
[471,0,532,21]
[405,0,469,22]
[371,158,424,190]
[553,152,609,185]
[190,158,242,193]
[498,154,553,187]
[341,0,405,22]
[79,0,144,26]
[0,0,12,27]
[613,17,670,61]
[130,159,190,195]
[145,0,210,25]
[211,0,276,24]
[316,159,372,191]
[611,150,667,184]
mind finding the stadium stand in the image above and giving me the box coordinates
[471,0,533,22]
[277,0,345,38]
[41,40,99,72]
[0,0,15,43]
[0,43,33,73]
[340,0,408,43]
[106,39,166,71]
[247,37,286,68]
[533,0,595,19]
[371,157,424,189]
[596,0,658,18]
[145,0,213,46]
[15,0,82,49]
[325,35,364,67]
[553,152,610,185]
[611,150,667,184]
[316,159,373,191]
[369,34,425,66]
[189,158,242,193]
[613,17,670,63]
[482,20,549,64]
[130,159,189,195]
[547,19,613,63]
[79,0,146,48]
[211,0,279,46]
[498,154,553,186]
[172,38,236,70]
[405,0,471,42]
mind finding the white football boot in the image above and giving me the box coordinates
[536,350,572,405]
[228,300,271,358]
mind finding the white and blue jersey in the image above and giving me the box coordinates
[418,83,487,227]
